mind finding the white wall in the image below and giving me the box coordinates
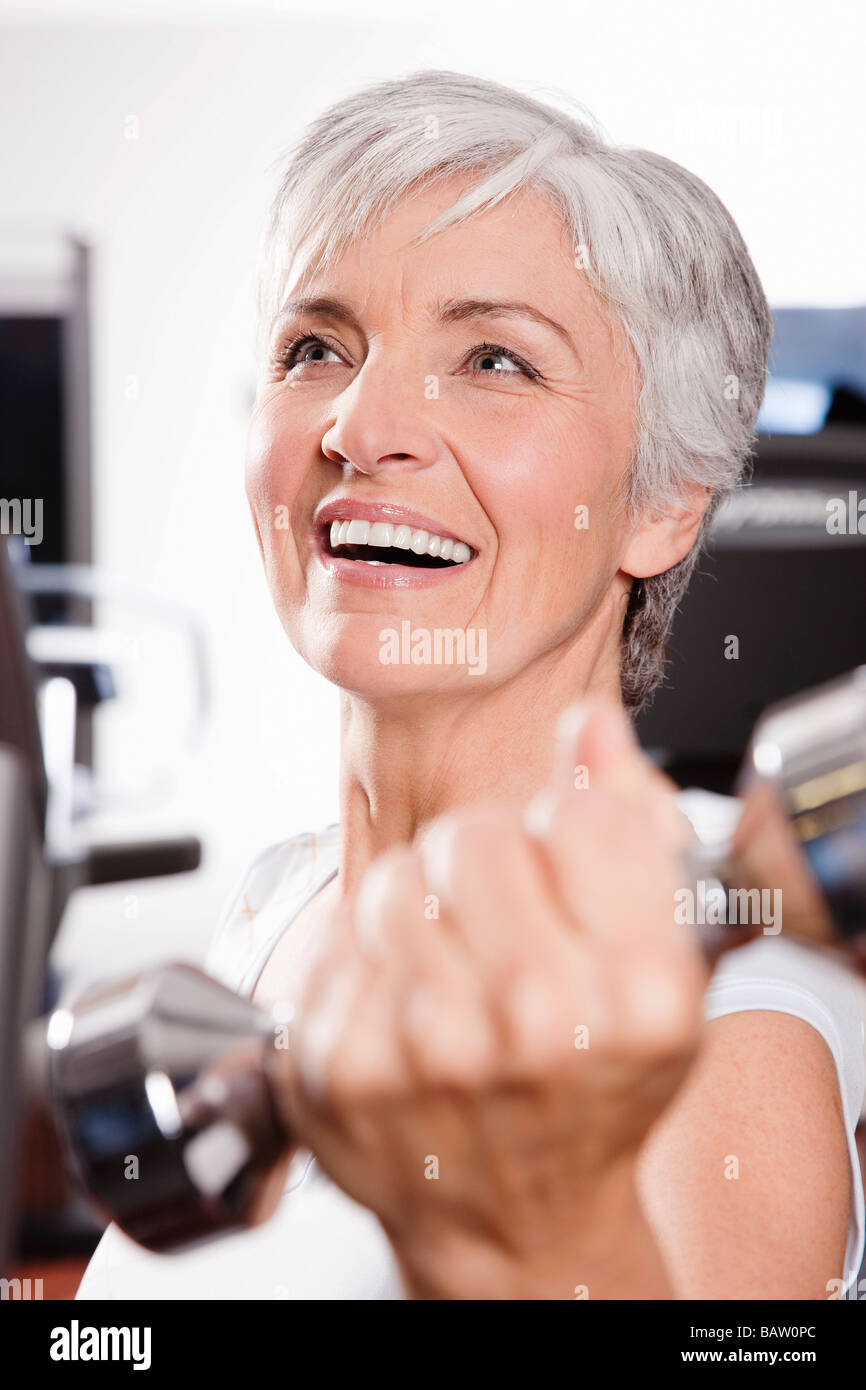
[2,0,864,978]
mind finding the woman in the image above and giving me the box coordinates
[77,69,865,1300]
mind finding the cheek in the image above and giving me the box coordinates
[244,402,291,515]
[244,398,323,559]
[476,414,622,589]
[243,402,314,606]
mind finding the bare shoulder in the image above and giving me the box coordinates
[636,1009,852,1299]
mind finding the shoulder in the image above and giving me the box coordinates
[705,935,866,1104]
[677,780,866,1122]
[674,785,865,1109]
[662,787,866,1293]
[639,999,859,1297]
[204,823,340,994]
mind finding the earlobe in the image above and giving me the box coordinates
[620,485,711,580]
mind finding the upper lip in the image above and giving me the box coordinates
[314,498,474,548]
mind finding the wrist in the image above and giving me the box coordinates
[387,1161,667,1300]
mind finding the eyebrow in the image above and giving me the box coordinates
[274,296,364,334]
[274,294,580,360]
[435,297,579,357]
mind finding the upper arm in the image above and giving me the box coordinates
[636,1009,853,1300]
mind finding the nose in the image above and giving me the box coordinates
[320,362,443,480]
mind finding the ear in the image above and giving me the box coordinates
[620,482,712,580]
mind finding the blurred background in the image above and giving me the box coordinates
[1,0,865,1291]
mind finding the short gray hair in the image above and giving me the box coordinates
[257,69,772,710]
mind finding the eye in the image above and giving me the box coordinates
[462,342,540,380]
[276,333,344,373]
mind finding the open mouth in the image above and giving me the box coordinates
[324,518,475,570]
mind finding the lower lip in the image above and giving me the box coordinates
[313,532,476,589]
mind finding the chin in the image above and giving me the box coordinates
[292,610,493,696]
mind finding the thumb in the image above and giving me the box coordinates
[553,698,643,795]
[552,698,693,855]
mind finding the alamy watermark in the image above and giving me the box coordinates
[826,490,866,535]
[378,621,487,676]
[49,1321,151,1370]
[675,880,782,933]
[0,497,43,546]
[1,1276,43,1299]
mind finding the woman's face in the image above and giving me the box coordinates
[246,181,647,698]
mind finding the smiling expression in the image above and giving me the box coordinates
[245,180,642,697]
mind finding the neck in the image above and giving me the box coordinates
[336,598,627,895]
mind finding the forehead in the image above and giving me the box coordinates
[281,181,586,321]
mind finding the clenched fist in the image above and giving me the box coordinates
[272,701,708,1298]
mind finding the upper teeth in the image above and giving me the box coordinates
[328,518,472,564]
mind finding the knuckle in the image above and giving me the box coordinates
[324,1050,401,1111]
[361,844,418,903]
[611,960,701,1062]
[407,1003,497,1090]
[548,788,641,853]
[450,803,522,868]
[545,790,592,841]
[356,847,421,948]
[499,969,575,1071]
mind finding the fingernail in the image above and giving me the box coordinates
[554,701,591,789]
[523,791,556,840]
[556,700,590,751]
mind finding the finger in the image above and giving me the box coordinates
[535,789,707,1050]
[731,779,835,945]
[538,789,677,944]
[291,893,356,1023]
[356,844,498,1085]
[419,805,567,967]
[419,806,610,1063]
[553,698,642,795]
[545,700,693,857]
[291,902,370,1111]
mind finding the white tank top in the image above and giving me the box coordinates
[76,793,866,1300]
